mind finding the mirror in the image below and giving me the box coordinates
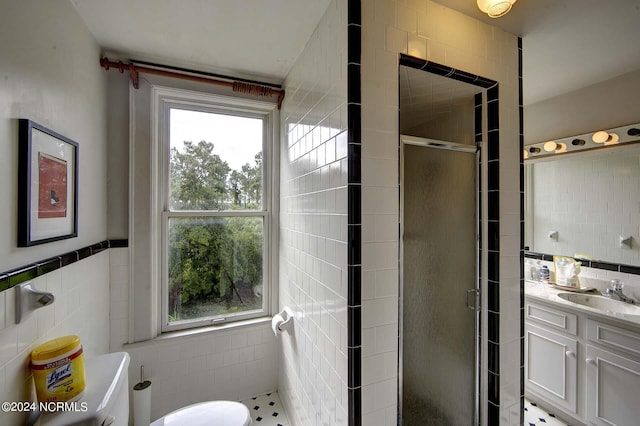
[525,142,640,266]
[517,2,640,272]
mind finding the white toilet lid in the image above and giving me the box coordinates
[151,401,251,426]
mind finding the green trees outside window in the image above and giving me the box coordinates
[167,139,264,323]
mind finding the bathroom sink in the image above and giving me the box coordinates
[557,293,640,316]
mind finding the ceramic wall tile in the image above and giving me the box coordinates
[361,0,521,423]
[279,0,349,424]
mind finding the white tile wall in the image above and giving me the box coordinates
[124,322,277,421]
[529,148,640,266]
[109,248,129,350]
[278,0,349,424]
[0,252,111,426]
[361,1,521,424]
[108,248,278,422]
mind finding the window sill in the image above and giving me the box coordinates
[123,316,273,349]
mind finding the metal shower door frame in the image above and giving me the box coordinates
[398,134,484,425]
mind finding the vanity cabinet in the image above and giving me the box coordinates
[525,323,578,413]
[525,303,578,414]
[584,319,640,426]
[585,344,640,426]
[525,297,640,426]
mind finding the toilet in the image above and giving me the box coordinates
[36,352,252,426]
[150,401,252,426]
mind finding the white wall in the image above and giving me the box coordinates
[278,0,349,424]
[106,74,130,239]
[0,0,108,271]
[0,1,111,424]
[360,1,521,425]
[524,68,640,145]
[401,94,476,144]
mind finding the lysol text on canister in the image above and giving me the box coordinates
[31,335,86,403]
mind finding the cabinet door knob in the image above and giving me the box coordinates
[565,350,576,358]
[586,358,597,366]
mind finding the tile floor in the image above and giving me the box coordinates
[524,398,571,426]
[240,393,567,426]
[241,392,290,426]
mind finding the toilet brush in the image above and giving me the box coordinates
[133,365,152,426]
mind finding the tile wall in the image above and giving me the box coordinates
[122,322,277,421]
[0,252,111,426]
[346,0,362,424]
[278,0,350,424]
[108,248,278,422]
[360,1,522,425]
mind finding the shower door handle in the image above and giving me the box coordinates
[465,288,479,310]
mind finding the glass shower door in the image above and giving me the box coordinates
[401,141,479,425]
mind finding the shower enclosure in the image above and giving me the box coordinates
[398,58,492,425]
[400,137,480,425]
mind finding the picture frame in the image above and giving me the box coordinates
[18,119,79,247]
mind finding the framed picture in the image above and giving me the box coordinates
[18,119,78,246]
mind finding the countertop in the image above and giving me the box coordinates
[525,280,640,327]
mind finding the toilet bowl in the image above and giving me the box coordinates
[35,352,252,426]
[150,401,251,426]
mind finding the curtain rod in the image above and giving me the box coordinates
[129,59,282,89]
[99,57,285,109]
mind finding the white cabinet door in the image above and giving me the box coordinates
[525,323,578,413]
[585,345,640,426]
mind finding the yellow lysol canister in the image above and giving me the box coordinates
[31,335,86,403]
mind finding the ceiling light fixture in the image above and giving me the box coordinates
[477,0,517,18]
[543,141,558,152]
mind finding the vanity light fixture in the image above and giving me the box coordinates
[604,132,619,145]
[592,130,609,143]
[542,141,567,154]
[525,122,640,160]
[523,149,529,159]
[477,0,517,18]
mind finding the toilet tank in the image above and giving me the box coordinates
[37,352,130,426]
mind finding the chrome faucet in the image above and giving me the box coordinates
[603,279,637,304]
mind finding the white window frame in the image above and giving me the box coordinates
[152,86,278,333]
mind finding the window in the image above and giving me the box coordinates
[155,88,277,332]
